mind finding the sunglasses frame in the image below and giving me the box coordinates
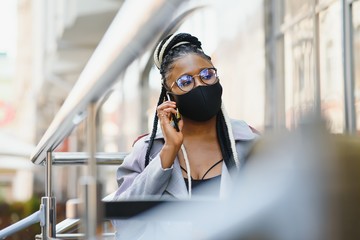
[168,67,218,93]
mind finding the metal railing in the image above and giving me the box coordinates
[30,0,185,166]
[0,0,185,239]
[51,152,127,165]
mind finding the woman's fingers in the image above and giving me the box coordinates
[157,102,183,149]
[156,101,177,120]
[157,101,183,142]
[177,118,184,131]
[157,101,176,110]
[164,108,178,115]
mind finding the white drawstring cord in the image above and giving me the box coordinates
[181,144,192,198]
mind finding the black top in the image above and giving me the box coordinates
[181,159,223,197]
[184,175,221,197]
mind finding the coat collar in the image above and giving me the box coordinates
[230,119,257,140]
[144,119,257,142]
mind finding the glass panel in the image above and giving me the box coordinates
[284,18,315,129]
[319,2,344,133]
[354,1,360,133]
[210,1,265,131]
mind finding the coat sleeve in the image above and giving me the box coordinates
[113,138,173,200]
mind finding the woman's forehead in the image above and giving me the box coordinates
[169,54,212,77]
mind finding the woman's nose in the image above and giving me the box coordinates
[193,75,205,87]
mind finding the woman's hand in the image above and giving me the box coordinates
[157,100,183,168]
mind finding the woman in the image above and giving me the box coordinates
[114,32,258,200]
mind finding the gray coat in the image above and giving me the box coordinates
[114,119,258,200]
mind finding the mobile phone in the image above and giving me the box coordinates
[166,93,180,132]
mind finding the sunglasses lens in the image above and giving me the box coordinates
[174,68,218,93]
[200,68,217,83]
[177,75,194,92]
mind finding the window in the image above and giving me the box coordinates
[284,17,315,129]
[319,2,344,133]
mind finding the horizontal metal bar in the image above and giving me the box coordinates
[30,0,185,165]
[51,152,128,165]
[56,218,80,234]
[55,233,115,239]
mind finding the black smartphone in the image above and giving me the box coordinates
[166,93,180,132]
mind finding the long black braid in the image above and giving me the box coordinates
[144,85,167,166]
[145,33,237,170]
[216,111,236,170]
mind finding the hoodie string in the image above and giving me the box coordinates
[180,144,191,198]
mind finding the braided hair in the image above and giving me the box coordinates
[145,33,239,171]
[154,33,211,84]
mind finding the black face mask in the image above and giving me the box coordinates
[171,82,223,122]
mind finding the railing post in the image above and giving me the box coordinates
[40,151,56,239]
[79,102,103,240]
[342,0,356,134]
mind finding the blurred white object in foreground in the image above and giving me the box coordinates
[112,113,360,240]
